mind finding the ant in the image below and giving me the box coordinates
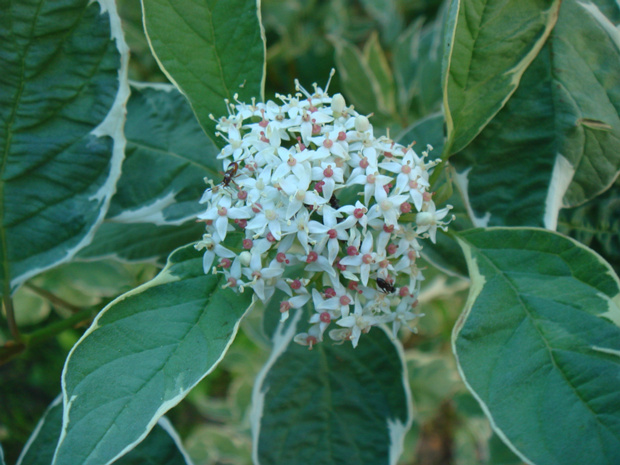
[376,277,396,294]
[221,161,239,189]
[206,161,240,194]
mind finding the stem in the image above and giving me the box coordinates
[23,307,95,346]
[0,307,95,366]
[25,282,81,313]
[3,294,21,342]
[429,157,447,188]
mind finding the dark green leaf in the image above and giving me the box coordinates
[451,51,556,227]
[0,0,129,294]
[397,112,445,155]
[78,221,204,263]
[552,0,620,206]
[558,179,620,272]
[452,0,620,226]
[253,312,412,465]
[108,84,219,223]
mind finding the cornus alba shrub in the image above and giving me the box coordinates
[196,76,453,348]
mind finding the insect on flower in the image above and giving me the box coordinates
[376,277,396,294]
[205,161,241,195]
[328,194,340,210]
[221,161,239,189]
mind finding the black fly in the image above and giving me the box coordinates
[376,277,395,294]
[328,194,340,210]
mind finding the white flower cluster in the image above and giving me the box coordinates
[196,73,453,348]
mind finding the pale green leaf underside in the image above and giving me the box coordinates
[332,37,385,119]
[443,0,561,155]
[141,0,265,143]
[0,0,129,294]
[364,33,396,116]
[18,397,192,465]
[454,228,620,465]
[393,4,446,121]
[252,313,412,465]
[53,244,253,465]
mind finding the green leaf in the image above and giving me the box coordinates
[18,397,193,465]
[451,50,556,228]
[141,0,266,142]
[332,37,390,121]
[397,112,445,155]
[78,221,205,263]
[78,83,219,262]
[52,244,254,465]
[442,0,561,155]
[551,0,620,206]
[359,0,404,45]
[558,178,620,272]
[393,5,446,121]
[453,227,620,465]
[0,0,129,295]
[109,84,220,224]
[252,312,413,465]
[363,32,396,116]
[452,0,620,227]
[0,442,4,465]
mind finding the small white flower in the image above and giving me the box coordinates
[279,293,311,322]
[197,196,251,241]
[416,203,453,243]
[336,296,379,348]
[195,233,236,273]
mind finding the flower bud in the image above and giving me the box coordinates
[331,93,346,115]
[239,251,252,266]
[355,115,370,132]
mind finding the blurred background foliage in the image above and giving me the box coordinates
[0,0,530,464]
